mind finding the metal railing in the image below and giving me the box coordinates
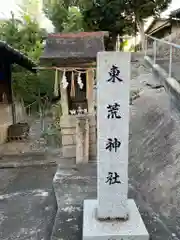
[145,34,180,78]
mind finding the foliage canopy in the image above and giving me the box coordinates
[0,12,54,105]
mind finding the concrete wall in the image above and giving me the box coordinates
[0,104,12,144]
[0,102,25,144]
[129,55,180,238]
[60,114,96,160]
[129,83,180,238]
[15,101,26,123]
[171,23,180,36]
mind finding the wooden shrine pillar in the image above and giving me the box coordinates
[86,69,94,114]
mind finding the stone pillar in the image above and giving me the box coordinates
[97,52,129,219]
[84,117,89,163]
[76,115,89,164]
[76,117,84,164]
[87,70,94,114]
[82,52,149,240]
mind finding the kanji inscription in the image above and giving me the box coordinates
[107,65,123,83]
[107,103,121,119]
[105,172,121,185]
[105,138,121,152]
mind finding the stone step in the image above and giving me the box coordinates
[0,152,57,168]
[0,159,57,168]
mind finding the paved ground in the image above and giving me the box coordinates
[0,166,57,240]
[53,162,176,240]
[52,73,180,240]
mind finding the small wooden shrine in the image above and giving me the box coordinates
[40,31,107,162]
[0,41,36,143]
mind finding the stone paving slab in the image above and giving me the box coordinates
[0,156,56,168]
[53,163,175,240]
[0,165,57,240]
[0,151,63,168]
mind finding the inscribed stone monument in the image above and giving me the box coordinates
[97,52,129,219]
[83,52,149,240]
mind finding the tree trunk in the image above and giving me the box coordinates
[136,19,145,51]
[111,33,117,51]
[104,32,117,51]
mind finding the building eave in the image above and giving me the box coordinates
[0,41,37,73]
[145,18,169,35]
[147,21,171,36]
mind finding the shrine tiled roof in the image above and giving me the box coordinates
[0,41,37,72]
[40,31,108,66]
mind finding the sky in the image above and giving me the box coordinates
[163,0,180,16]
[0,0,180,31]
[0,0,54,32]
[0,0,19,19]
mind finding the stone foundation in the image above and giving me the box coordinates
[60,114,96,161]
[83,199,149,240]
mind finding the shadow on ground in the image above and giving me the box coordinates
[0,166,57,240]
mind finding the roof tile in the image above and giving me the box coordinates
[48,31,108,39]
[41,31,107,65]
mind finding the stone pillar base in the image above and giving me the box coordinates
[82,199,149,240]
[60,114,96,160]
